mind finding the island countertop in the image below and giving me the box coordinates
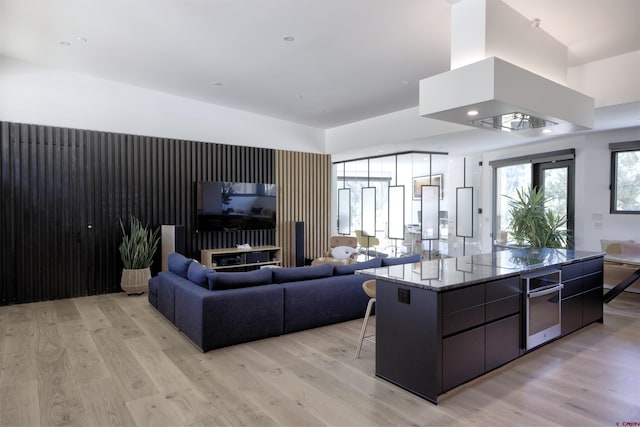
[358,248,604,292]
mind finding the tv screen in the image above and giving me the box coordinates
[196,181,276,231]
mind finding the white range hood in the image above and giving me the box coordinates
[419,0,595,137]
[419,56,595,137]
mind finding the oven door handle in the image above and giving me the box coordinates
[527,283,564,298]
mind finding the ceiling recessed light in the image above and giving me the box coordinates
[76,36,88,42]
[58,40,71,47]
[212,81,223,86]
[282,35,295,42]
[467,110,479,116]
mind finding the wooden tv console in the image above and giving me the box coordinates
[200,245,281,271]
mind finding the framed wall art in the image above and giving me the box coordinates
[413,174,442,199]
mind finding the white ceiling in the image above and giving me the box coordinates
[0,0,639,129]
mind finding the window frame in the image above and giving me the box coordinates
[610,141,640,214]
[490,149,575,248]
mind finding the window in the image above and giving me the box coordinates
[495,163,532,237]
[610,141,640,214]
[490,150,575,248]
[334,152,449,255]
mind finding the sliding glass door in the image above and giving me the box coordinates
[495,163,532,242]
[492,150,575,249]
[536,160,574,247]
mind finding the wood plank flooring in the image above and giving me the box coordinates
[1,291,639,426]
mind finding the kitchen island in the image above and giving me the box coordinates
[358,248,604,404]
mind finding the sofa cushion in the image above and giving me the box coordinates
[168,252,194,278]
[187,261,213,288]
[272,264,334,284]
[382,253,421,266]
[208,268,273,291]
[601,239,635,254]
[334,257,382,275]
[148,275,160,308]
[620,242,640,256]
[173,279,284,352]
[157,271,188,324]
[281,275,370,334]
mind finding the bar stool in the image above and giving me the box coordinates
[356,279,376,358]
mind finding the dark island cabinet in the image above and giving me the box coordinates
[370,251,604,404]
[375,283,441,403]
[441,283,486,391]
[442,284,485,336]
[485,313,521,371]
[561,294,583,335]
[441,276,521,392]
[375,278,521,401]
[561,258,604,336]
[442,327,485,391]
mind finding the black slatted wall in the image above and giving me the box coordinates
[0,121,274,305]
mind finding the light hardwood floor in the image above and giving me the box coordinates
[1,291,639,426]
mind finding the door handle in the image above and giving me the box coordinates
[527,284,564,298]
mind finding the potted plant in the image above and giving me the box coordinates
[119,215,160,295]
[221,182,234,213]
[505,187,568,249]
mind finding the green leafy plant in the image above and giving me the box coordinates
[221,182,234,205]
[505,187,568,248]
[119,215,160,269]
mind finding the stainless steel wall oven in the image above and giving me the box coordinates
[522,269,563,350]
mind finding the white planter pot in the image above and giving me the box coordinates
[120,267,151,295]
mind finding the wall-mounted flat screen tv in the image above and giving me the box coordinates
[196,181,276,231]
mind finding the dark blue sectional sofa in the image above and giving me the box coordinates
[148,252,420,352]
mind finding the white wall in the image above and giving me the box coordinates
[0,56,325,153]
[479,127,640,252]
[325,106,468,161]
[4,56,639,255]
[569,50,640,108]
[445,155,484,257]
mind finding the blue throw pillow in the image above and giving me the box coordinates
[382,254,421,266]
[272,264,334,284]
[187,261,213,288]
[334,258,383,275]
[208,268,273,291]
[168,252,194,278]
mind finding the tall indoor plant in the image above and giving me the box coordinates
[505,187,568,249]
[119,215,160,294]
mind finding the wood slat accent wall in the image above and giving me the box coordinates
[0,121,277,305]
[275,150,332,267]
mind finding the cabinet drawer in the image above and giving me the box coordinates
[561,258,603,283]
[561,294,582,336]
[443,306,485,336]
[485,294,520,322]
[582,288,603,325]
[486,314,521,371]
[562,261,583,281]
[486,276,520,302]
[442,285,485,314]
[583,257,604,275]
[442,285,485,336]
[442,326,485,391]
[562,277,585,298]
[584,271,603,292]
[563,272,604,298]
